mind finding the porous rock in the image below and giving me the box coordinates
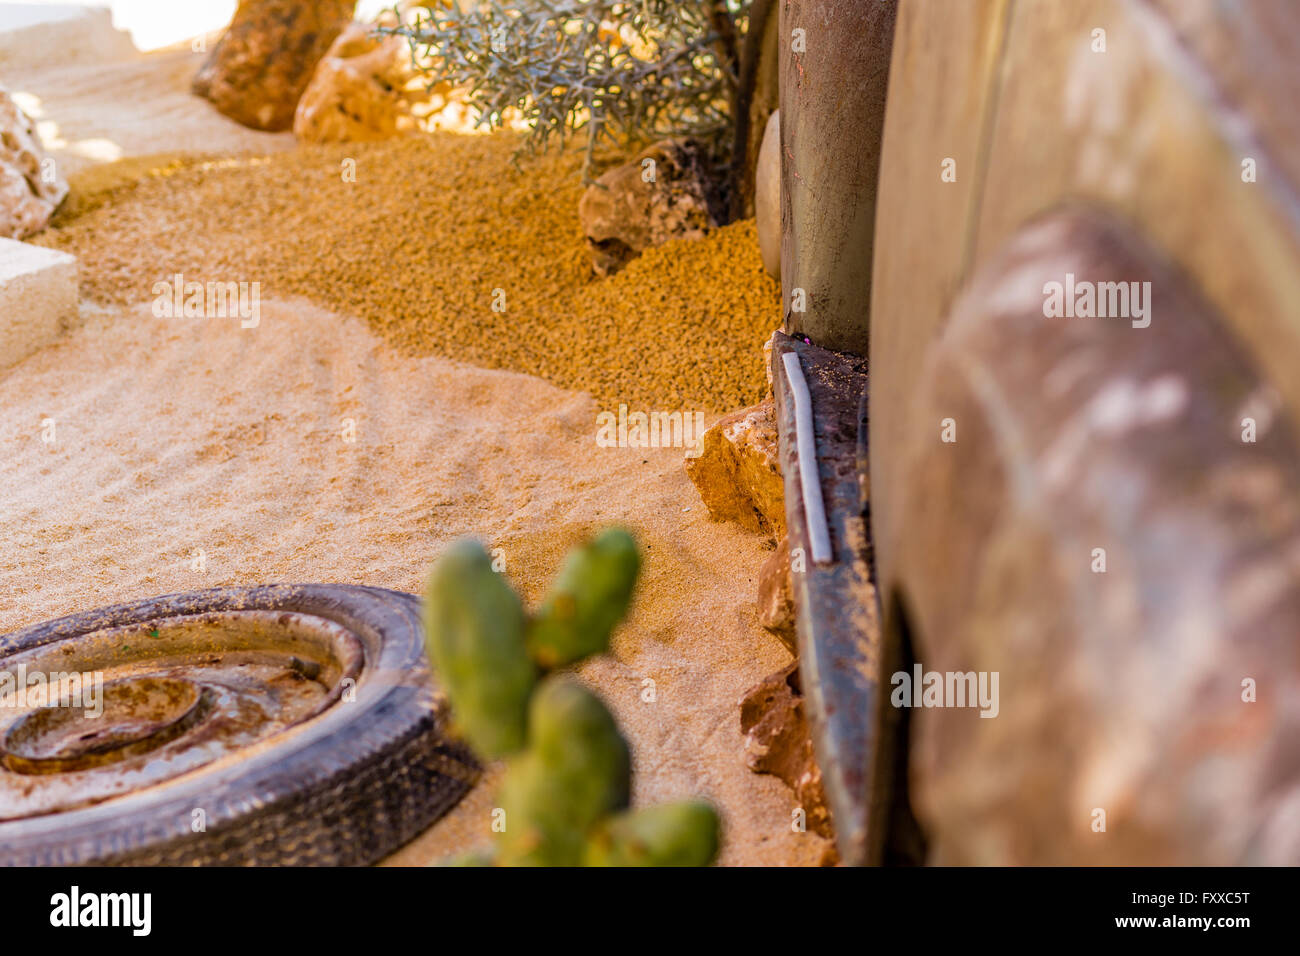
[579,139,723,276]
[739,661,833,842]
[685,398,785,539]
[0,88,67,239]
[294,21,438,142]
[758,535,797,653]
[193,0,357,132]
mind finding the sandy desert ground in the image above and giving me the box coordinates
[0,44,828,864]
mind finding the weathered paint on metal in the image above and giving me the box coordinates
[779,0,896,357]
[771,331,880,864]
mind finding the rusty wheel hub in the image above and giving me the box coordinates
[0,586,478,866]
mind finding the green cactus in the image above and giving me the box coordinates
[526,527,641,669]
[441,849,497,867]
[497,677,631,866]
[584,801,721,867]
[422,539,535,758]
[528,677,631,814]
[422,529,720,866]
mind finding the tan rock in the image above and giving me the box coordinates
[294,22,437,143]
[0,239,78,369]
[757,536,797,653]
[193,0,356,132]
[0,87,67,239]
[685,398,785,539]
[739,662,833,841]
[579,139,723,276]
[763,331,776,393]
[754,109,781,279]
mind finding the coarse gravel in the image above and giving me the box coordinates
[35,131,780,413]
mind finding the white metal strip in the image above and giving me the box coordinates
[781,351,833,564]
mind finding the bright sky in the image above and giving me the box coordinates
[0,1,391,51]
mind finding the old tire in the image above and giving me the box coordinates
[0,584,478,866]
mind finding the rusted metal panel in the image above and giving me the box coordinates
[873,0,1300,608]
[771,331,879,864]
[779,0,896,357]
[974,0,1300,446]
[896,208,1300,864]
[868,0,1011,611]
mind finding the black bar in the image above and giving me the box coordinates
[0,866,1279,943]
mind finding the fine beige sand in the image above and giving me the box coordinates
[0,301,825,865]
[1,43,827,864]
[8,46,296,177]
